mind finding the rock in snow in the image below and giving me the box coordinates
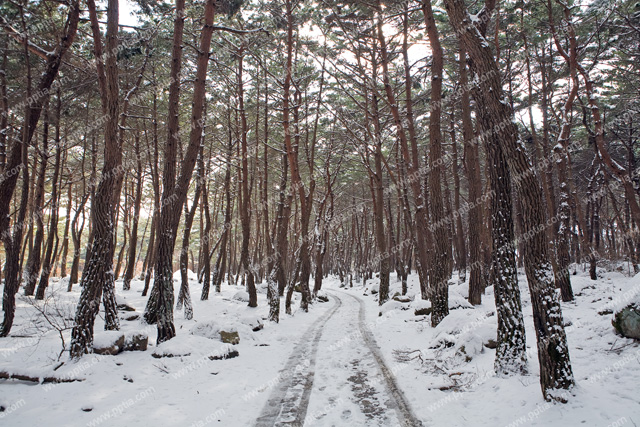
[93,331,148,354]
[219,331,240,345]
[613,303,640,340]
[93,331,125,355]
[123,332,148,352]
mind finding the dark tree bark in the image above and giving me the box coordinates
[176,156,201,320]
[23,102,49,296]
[377,1,431,301]
[70,0,121,358]
[35,93,63,300]
[443,0,574,400]
[237,45,257,308]
[1,0,80,336]
[282,0,313,312]
[145,0,217,344]
[422,0,452,326]
[459,45,485,305]
[449,108,467,284]
[123,136,143,290]
[58,181,73,278]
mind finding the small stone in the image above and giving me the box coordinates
[81,407,93,412]
[123,333,148,352]
[117,303,136,312]
[415,307,432,316]
[220,331,240,345]
[484,339,498,349]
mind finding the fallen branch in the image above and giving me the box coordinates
[0,371,84,384]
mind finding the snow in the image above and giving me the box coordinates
[0,276,330,426]
[342,268,640,426]
[92,331,124,349]
[0,268,639,426]
[232,290,250,302]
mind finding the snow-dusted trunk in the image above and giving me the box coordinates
[443,0,574,400]
[149,0,217,344]
[547,4,578,302]
[70,0,121,358]
[176,168,200,320]
[422,0,451,326]
[484,121,528,376]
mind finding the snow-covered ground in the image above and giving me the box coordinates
[345,267,640,427]
[0,266,638,427]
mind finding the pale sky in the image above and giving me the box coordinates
[119,0,140,27]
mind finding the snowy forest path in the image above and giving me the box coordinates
[255,289,424,427]
[254,292,343,426]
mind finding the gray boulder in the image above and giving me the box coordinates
[613,303,640,340]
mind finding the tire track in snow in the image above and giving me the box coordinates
[254,294,343,427]
[331,289,425,427]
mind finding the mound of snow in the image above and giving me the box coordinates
[379,300,408,316]
[449,290,473,310]
[232,291,250,302]
[191,321,240,340]
[239,315,264,332]
[152,334,224,358]
[172,269,197,282]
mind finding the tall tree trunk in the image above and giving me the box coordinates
[23,102,49,296]
[237,46,257,308]
[459,45,485,305]
[421,0,451,326]
[36,94,63,299]
[176,155,201,320]
[282,0,312,312]
[59,181,73,278]
[262,80,280,321]
[450,108,466,283]
[123,136,143,290]
[379,1,431,300]
[547,2,577,301]
[70,0,121,358]
[1,0,80,336]
[145,0,217,344]
[443,0,574,400]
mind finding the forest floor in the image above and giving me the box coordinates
[0,266,639,427]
